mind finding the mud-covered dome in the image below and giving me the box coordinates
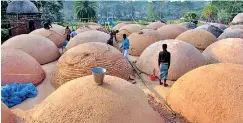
[179,22,197,29]
[1,49,45,85]
[203,38,243,64]
[2,102,16,123]
[52,42,133,88]
[66,30,110,50]
[76,23,109,34]
[146,21,165,30]
[231,13,243,25]
[224,25,243,32]
[176,29,217,50]
[51,24,66,35]
[196,24,223,38]
[218,29,243,40]
[112,22,130,30]
[116,24,144,43]
[24,75,163,123]
[167,63,243,123]
[157,24,187,40]
[136,40,205,81]
[2,34,60,65]
[30,28,66,48]
[6,0,38,14]
[128,29,160,56]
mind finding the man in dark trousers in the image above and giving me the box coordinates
[158,44,171,87]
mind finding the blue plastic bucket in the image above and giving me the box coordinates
[92,67,106,85]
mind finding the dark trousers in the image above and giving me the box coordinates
[66,35,70,41]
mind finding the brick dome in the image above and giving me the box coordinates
[24,75,164,123]
[2,102,16,123]
[66,30,110,50]
[112,22,130,30]
[179,22,197,29]
[157,24,187,40]
[30,28,66,48]
[231,13,243,25]
[218,29,243,40]
[196,24,223,38]
[167,63,243,123]
[52,42,133,88]
[1,49,45,85]
[128,29,160,56]
[203,38,243,64]
[146,21,165,30]
[176,29,217,50]
[136,40,205,81]
[2,34,60,65]
[116,24,144,43]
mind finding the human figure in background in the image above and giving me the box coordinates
[64,26,71,41]
[70,30,77,38]
[120,34,130,60]
[44,20,52,29]
[158,44,171,87]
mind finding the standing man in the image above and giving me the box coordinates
[158,44,171,87]
[64,26,71,41]
[120,34,130,60]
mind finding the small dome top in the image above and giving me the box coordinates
[24,75,163,123]
[116,24,144,43]
[196,24,223,38]
[167,63,243,123]
[112,22,130,30]
[146,21,166,30]
[231,13,243,25]
[6,0,38,14]
[179,22,197,29]
[157,24,188,40]
[76,24,109,34]
[218,29,243,40]
[224,25,243,32]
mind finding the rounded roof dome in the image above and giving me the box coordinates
[116,24,144,43]
[146,21,166,30]
[167,63,243,123]
[30,28,66,48]
[1,49,45,85]
[231,13,243,25]
[176,29,217,50]
[203,38,243,64]
[210,23,228,31]
[76,24,109,34]
[196,24,223,38]
[52,42,133,88]
[128,29,160,56]
[51,24,66,35]
[224,25,243,32]
[2,34,60,65]
[136,40,206,81]
[25,75,163,123]
[112,22,130,30]
[66,30,110,50]
[157,24,188,40]
[179,22,197,29]
[6,0,38,14]
[218,29,243,40]
[2,102,16,123]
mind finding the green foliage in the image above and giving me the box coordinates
[217,9,231,24]
[75,1,97,22]
[202,3,218,21]
[147,2,157,21]
[183,12,198,24]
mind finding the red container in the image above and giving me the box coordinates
[149,74,156,81]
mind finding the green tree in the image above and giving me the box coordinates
[184,12,198,24]
[202,3,218,22]
[147,2,157,21]
[75,1,97,22]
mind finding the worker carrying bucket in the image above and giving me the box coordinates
[92,67,106,85]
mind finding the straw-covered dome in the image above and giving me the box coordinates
[76,24,109,34]
[176,29,217,50]
[2,34,60,65]
[136,40,205,81]
[196,24,223,38]
[210,23,227,31]
[112,22,130,30]
[203,38,243,64]
[66,30,110,50]
[52,42,133,88]
[179,22,197,29]
[128,29,160,56]
[231,13,243,25]
[116,24,144,43]
[146,21,165,30]
[2,102,16,123]
[6,0,38,14]
[24,75,163,123]
[157,24,188,40]
[30,28,66,48]
[218,29,243,40]
[1,49,45,85]
[167,63,243,123]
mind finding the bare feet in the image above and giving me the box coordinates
[164,83,168,87]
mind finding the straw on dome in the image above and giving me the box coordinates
[196,24,223,38]
[179,22,197,29]
[157,24,187,40]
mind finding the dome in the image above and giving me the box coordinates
[30,28,66,48]
[112,22,130,30]
[1,49,45,85]
[52,42,133,88]
[167,63,243,123]
[196,24,223,38]
[76,24,109,34]
[231,13,243,25]
[128,29,160,56]
[2,102,16,123]
[146,21,165,30]
[116,24,144,43]
[218,29,243,40]
[224,25,243,32]
[157,24,188,40]
[2,34,60,65]
[24,75,163,123]
[179,22,197,29]
[6,0,38,14]
[136,40,206,81]
[66,30,110,50]
[176,29,217,50]
[203,38,243,64]
[51,24,66,35]
[210,23,227,31]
